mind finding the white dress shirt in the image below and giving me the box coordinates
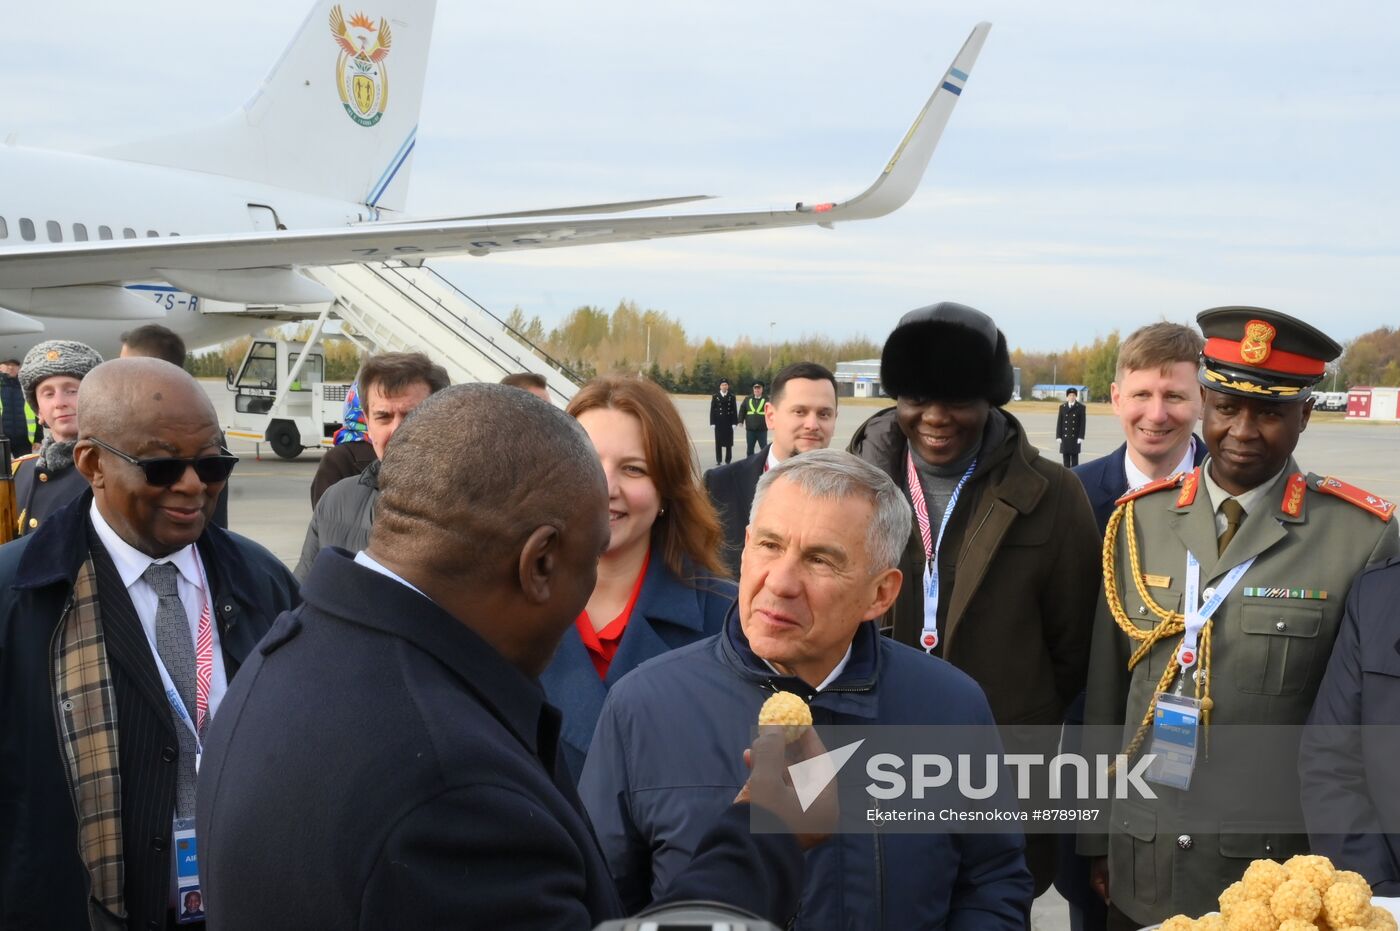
[89,501,229,721]
[1123,436,1198,492]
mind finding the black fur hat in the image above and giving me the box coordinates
[879,302,1013,406]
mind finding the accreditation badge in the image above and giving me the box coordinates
[173,819,204,923]
[1145,692,1200,790]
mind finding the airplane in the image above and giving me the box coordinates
[0,0,991,361]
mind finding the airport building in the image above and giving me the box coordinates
[834,359,885,398]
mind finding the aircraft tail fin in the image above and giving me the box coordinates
[96,0,435,213]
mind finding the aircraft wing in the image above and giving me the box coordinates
[0,24,989,293]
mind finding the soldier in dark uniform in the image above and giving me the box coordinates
[1081,307,1400,928]
[12,340,103,536]
[708,379,739,465]
[1056,386,1087,467]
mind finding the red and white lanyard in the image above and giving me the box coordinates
[905,451,977,653]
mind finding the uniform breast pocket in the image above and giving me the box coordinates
[1126,587,1182,677]
[1235,603,1324,696]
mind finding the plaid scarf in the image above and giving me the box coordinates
[51,557,126,922]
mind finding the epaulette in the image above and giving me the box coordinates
[1310,474,1396,522]
[10,452,37,476]
[1115,470,1187,506]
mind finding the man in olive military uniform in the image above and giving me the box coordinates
[1081,307,1400,929]
[12,340,103,536]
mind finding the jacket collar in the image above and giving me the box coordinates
[360,458,381,489]
[717,604,882,703]
[300,547,550,758]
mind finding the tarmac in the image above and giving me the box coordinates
[207,385,1396,930]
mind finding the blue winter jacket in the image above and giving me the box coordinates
[579,613,1034,930]
[541,547,735,783]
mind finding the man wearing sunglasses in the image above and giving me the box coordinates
[0,358,299,930]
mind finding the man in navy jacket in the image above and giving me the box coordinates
[1302,556,1400,896]
[704,362,838,577]
[1063,322,1206,929]
[582,450,1032,929]
[198,384,815,929]
[1071,322,1207,533]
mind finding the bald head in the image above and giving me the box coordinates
[373,383,606,578]
[79,357,216,446]
[368,383,610,675]
[74,358,226,558]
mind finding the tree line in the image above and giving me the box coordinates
[183,305,1400,397]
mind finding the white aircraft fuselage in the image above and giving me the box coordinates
[0,146,372,358]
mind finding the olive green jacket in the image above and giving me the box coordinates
[1080,458,1400,925]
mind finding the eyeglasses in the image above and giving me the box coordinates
[87,437,239,487]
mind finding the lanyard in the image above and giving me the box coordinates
[147,557,215,755]
[905,451,977,653]
[1178,550,1255,669]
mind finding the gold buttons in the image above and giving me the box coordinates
[28,518,38,528]
[38,472,48,483]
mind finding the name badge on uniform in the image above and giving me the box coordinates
[173,819,204,924]
[1145,692,1200,791]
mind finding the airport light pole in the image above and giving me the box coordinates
[768,321,775,371]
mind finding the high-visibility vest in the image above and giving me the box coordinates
[745,397,768,416]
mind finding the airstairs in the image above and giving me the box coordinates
[307,261,580,403]
[223,261,581,458]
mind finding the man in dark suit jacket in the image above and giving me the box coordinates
[1063,322,1204,930]
[1055,387,1087,467]
[704,362,838,576]
[0,360,297,931]
[1071,323,1206,532]
[1302,556,1400,895]
[199,384,818,929]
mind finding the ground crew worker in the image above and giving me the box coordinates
[1080,306,1400,929]
[12,340,103,535]
[742,382,769,456]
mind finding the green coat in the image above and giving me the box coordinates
[1081,458,1400,925]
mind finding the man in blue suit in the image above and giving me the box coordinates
[1072,322,1207,532]
[198,384,818,929]
[1062,321,1206,930]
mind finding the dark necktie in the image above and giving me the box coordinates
[1217,498,1246,556]
[143,562,199,819]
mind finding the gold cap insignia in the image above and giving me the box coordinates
[1240,319,1276,365]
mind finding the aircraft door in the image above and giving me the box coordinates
[247,204,283,232]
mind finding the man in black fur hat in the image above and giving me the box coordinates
[848,302,1101,898]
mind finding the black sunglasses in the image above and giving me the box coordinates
[88,437,239,487]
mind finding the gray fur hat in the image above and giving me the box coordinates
[20,340,104,409]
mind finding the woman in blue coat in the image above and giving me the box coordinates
[543,375,735,782]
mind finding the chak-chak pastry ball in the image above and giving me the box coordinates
[1324,882,1373,928]
[1159,916,1195,931]
[1284,854,1336,893]
[1334,870,1371,890]
[1219,881,1252,915]
[1277,920,1316,931]
[1224,897,1275,931]
[1196,915,1225,931]
[1242,859,1290,900]
[757,691,812,743]
[1367,906,1399,931]
[1270,878,1322,922]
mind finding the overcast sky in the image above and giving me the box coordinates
[10,1,1399,351]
